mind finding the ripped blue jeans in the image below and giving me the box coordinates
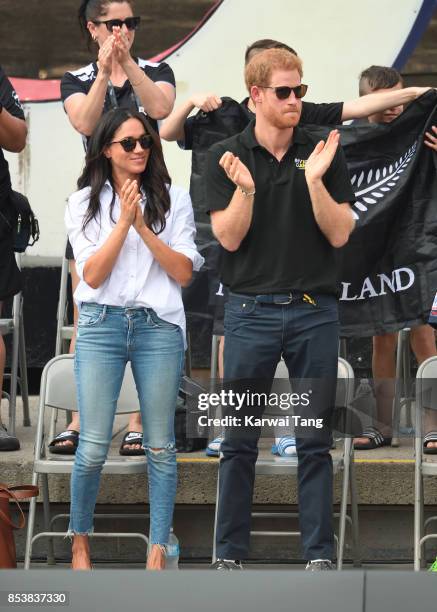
[68,303,184,545]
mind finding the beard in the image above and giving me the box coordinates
[265,105,302,129]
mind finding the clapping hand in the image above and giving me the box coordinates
[133,194,146,233]
[305,130,340,183]
[219,152,255,193]
[98,35,115,76]
[113,26,131,67]
[119,179,141,228]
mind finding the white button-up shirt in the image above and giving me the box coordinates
[65,181,204,344]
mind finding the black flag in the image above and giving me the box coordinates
[337,90,437,337]
[184,91,437,364]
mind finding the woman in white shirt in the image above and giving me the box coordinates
[51,0,176,455]
[65,108,203,570]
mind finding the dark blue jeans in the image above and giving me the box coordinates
[215,292,339,561]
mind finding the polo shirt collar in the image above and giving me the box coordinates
[240,120,309,151]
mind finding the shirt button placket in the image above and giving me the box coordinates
[128,236,136,302]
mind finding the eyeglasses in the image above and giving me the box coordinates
[258,84,308,100]
[93,16,141,32]
[110,134,153,152]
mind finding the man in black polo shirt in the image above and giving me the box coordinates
[206,48,356,570]
[161,37,429,458]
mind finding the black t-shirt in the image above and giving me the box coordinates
[300,100,344,126]
[206,121,355,296]
[61,58,175,135]
[0,66,25,212]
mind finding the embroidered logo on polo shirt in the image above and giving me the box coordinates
[294,158,306,170]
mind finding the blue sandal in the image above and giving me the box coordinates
[271,436,297,457]
[206,434,224,457]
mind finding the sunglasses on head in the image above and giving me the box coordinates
[110,134,153,152]
[259,84,308,100]
[93,16,141,32]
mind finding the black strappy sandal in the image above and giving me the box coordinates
[353,426,392,450]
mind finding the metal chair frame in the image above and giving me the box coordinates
[392,328,414,446]
[0,277,30,436]
[55,252,74,357]
[414,355,437,570]
[24,354,151,569]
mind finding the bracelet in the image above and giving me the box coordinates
[237,185,256,197]
[130,73,146,88]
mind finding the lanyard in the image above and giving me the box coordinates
[107,79,145,115]
[81,75,146,152]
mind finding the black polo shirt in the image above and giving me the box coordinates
[206,121,355,296]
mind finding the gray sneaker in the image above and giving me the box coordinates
[211,559,243,570]
[0,423,20,451]
[305,559,334,571]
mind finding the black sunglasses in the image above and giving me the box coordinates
[110,134,153,152]
[93,16,141,32]
[259,84,308,100]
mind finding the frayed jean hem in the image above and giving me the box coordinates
[65,526,94,541]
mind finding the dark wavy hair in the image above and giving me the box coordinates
[77,108,171,235]
[78,0,134,49]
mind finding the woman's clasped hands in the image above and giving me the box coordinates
[119,178,145,232]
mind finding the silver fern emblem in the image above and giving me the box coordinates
[350,141,418,220]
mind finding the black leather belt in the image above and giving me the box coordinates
[231,292,305,305]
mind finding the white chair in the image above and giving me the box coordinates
[414,355,437,569]
[0,286,30,436]
[212,357,360,569]
[24,354,150,569]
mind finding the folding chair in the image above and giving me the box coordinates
[24,354,150,569]
[392,328,414,446]
[212,357,360,569]
[55,251,74,357]
[414,355,437,570]
[0,282,30,436]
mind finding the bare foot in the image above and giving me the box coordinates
[146,544,166,570]
[71,536,92,570]
[71,550,92,570]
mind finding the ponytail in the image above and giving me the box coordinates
[78,0,92,43]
